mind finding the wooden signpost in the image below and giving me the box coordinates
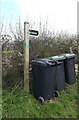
[24,22,39,92]
[24,22,29,92]
[77,2,79,71]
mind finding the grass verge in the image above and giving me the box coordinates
[2,73,79,118]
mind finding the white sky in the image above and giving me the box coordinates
[1,0,79,35]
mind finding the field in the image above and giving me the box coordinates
[2,73,79,118]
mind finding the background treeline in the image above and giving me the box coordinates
[0,21,78,87]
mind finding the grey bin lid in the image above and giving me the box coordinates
[58,53,76,59]
[48,55,66,61]
[48,53,76,60]
[31,58,56,67]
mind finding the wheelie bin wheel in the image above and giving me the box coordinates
[55,90,59,97]
[38,97,44,104]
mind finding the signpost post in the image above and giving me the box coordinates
[24,22,29,92]
[24,22,39,92]
[77,2,79,71]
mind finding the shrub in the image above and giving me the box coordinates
[1,22,78,86]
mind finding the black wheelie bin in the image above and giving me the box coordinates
[31,59,62,103]
[48,56,66,91]
[58,54,76,85]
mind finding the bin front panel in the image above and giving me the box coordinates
[56,62,65,91]
[48,56,65,91]
[64,57,76,84]
[32,65,56,100]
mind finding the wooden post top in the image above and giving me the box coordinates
[24,22,29,24]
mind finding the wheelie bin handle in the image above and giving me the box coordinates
[37,59,56,66]
[56,61,62,65]
[49,58,62,65]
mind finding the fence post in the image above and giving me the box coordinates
[24,22,29,92]
[77,2,79,71]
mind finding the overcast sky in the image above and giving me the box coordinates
[1,0,79,35]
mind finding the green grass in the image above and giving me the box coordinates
[2,73,79,118]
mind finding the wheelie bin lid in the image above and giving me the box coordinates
[48,55,66,61]
[58,53,76,59]
[31,58,57,67]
